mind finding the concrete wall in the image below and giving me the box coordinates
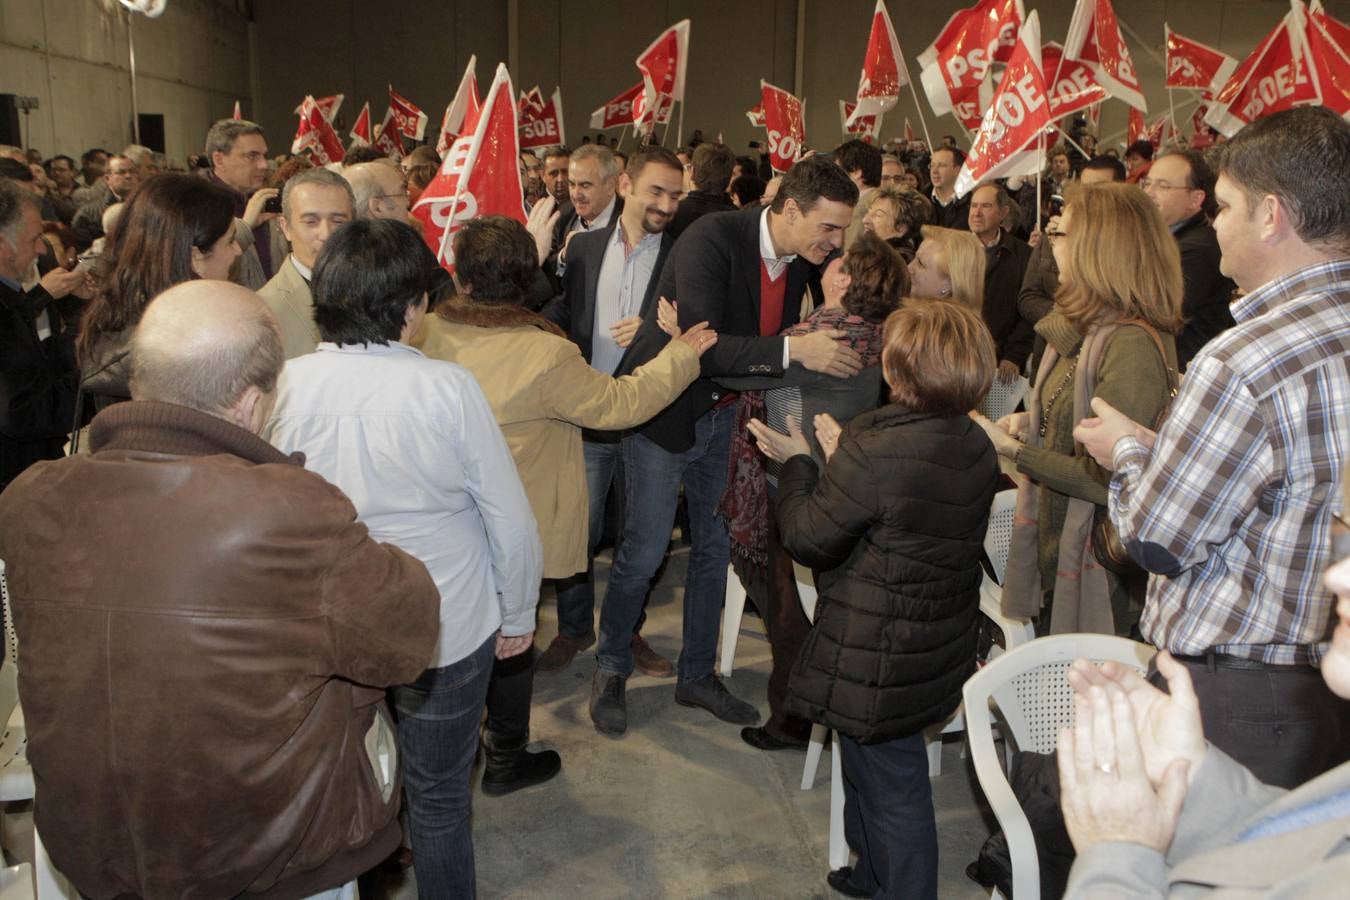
[0,0,251,161]
[5,1,1349,164]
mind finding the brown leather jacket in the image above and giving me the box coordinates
[0,401,440,899]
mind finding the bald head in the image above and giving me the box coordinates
[132,281,284,429]
[344,160,408,221]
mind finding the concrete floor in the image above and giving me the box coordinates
[367,545,1000,900]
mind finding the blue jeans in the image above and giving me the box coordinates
[838,733,938,900]
[391,634,495,900]
[597,406,733,681]
[554,438,622,640]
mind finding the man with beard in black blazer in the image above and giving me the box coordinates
[584,156,863,737]
[537,148,685,683]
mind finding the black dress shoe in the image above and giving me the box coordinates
[740,725,809,751]
[826,866,872,898]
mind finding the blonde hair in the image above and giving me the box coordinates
[882,300,995,415]
[918,225,985,312]
[1055,183,1184,333]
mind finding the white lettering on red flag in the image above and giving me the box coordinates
[1042,41,1107,120]
[840,101,879,141]
[636,20,690,126]
[761,81,806,174]
[437,58,481,156]
[1165,24,1239,93]
[520,87,567,149]
[388,86,429,141]
[411,63,526,274]
[1206,3,1321,136]
[591,83,644,130]
[954,9,1050,197]
[372,106,406,161]
[1063,0,1146,112]
[918,0,1024,125]
[1304,3,1350,119]
[349,102,372,147]
[291,95,346,166]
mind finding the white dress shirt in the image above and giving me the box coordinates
[266,341,543,669]
[759,207,798,366]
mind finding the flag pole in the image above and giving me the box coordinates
[677,99,686,147]
[1035,131,1044,234]
[902,71,933,148]
[1167,88,1178,146]
[662,111,675,147]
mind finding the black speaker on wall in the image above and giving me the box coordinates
[0,95,22,146]
[137,113,165,152]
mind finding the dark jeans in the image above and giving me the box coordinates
[838,732,938,900]
[553,437,648,641]
[733,496,813,742]
[597,406,734,680]
[485,645,535,747]
[1155,655,1350,789]
[391,634,495,899]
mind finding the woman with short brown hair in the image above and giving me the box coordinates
[972,182,1183,636]
[750,299,999,900]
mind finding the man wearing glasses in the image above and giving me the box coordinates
[1141,150,1236,370]
[345,160,411,222]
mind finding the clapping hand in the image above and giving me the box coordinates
[813,413,842,462]
[747,416,810,464]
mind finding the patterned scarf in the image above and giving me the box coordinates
[718,306,885,566]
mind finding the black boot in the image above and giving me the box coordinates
[481,730,561,797]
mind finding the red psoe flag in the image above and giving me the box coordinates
[1205,2,1321,136]
[847,1,909,127]
[918,0,1025,128]
[761,81,806,174]
[840,101,880,141]
[232,100,241,120]
[373,107,406,161]
[1147,114,1175,149]
[1303,3,1350,118]
[520,87,567,149]
[1127,107,1146,144]
[349,102,372,147]
[954,10,1050,197]
[1164,24,1239,93]
[632,91,674,135]
[636,20,691,123]
[293,94,344,123]
[746,102,765,127]
[291,95,346,166]
[412,63,526,274]
[388,86,429,141]
[590,83,644,130]
[1063,0,1147,112]
[1042,41,1108,120]
[437,57,481,156]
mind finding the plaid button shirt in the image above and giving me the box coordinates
[1109,258,1350,666]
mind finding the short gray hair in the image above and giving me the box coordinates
[131,296,284,415]
[121,144,156,167]
[281,166,355,220]
[205,119,265,158]
[342,161,399,218]
[0,179,39,249]
[570,143,620,181]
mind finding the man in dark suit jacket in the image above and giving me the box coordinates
[587,157,864,736]
[667,142,736,241]
[0,182,87,490]
[536,149,684,693]
[1143,151,1236,370]
[543,145,623,291]
[970,184,1034,380]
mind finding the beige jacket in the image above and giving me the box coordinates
[259,256,319,359]
[1066,748,1350,898]
[413,303,700,578]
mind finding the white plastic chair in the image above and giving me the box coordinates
[978,376,1029,422]
[0,562,32,803]
[718,563,749,676]
[963,634,1155,900]
[983,489,1019,586]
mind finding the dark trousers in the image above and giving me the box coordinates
[837,732,939,900]
[1155,655,1350,789]
[734,497,813,742]
[485,645,535,748]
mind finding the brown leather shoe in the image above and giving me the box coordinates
[630,634,674,678]
[535,633,595,672]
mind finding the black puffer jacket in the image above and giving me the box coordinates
[778,405,999,743]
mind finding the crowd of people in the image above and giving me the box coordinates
[0,100,1347,900]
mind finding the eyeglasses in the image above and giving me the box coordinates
[1139,178,1193,192]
